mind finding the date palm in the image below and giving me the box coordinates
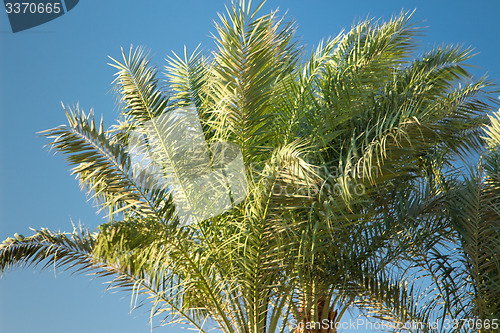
[403,113,500,330]
[1,1,498,332]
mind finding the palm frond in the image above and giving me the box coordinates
[109,46,170,124]
[0,226,96,274]
[208,0,300,162]
[165,45,208,110]
[41,105,173,220]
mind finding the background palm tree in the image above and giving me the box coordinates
[1,1,498,332]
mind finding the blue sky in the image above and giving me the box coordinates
[1,1,499,332]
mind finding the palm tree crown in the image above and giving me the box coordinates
[1,1,499,332]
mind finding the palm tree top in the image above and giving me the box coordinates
[2,1,499,332]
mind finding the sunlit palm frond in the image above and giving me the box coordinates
[208,0,300,162]
[109,46,170,124]
[165,45,209,110]
[41,105,172,220]
[0,226,96,274]
[335,46,496,200]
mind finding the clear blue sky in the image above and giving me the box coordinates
[1,1,499,332]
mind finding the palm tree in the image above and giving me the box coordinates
[1,1,498,332]
[399,112,500,330]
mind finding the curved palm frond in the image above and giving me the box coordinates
[41,106,173,221]
[109,46,170,124]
